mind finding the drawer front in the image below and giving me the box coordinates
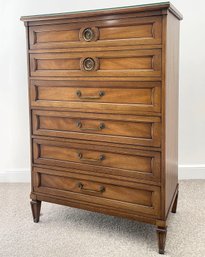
[29,16,161,50]
[32,111,161,147]
[30,49,161,77]
[33,167,161,217]
[30,80,161,114]
[33,139,161,182]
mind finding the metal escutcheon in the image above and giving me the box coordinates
[83,57,95,71]
[83,28,94,41]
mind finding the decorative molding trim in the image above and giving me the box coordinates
[178,165,205,179]
[0,165,204,182]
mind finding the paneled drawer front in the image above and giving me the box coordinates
[30,49,161,77]
[32,111,161,147]
[33,139,161,182]
[30,80,161,114]
[33,167,161,217]
[29,16,162,50]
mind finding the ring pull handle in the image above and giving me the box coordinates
[83,57,95,71]
[83,28,94,41]
[76,121,105,131]
[76,90,105,99]
[77,182,105,194]
[80,57,99,71]
[79,27,99,42]
[77,152,105,163]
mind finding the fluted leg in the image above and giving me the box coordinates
[156,226,167,254]
[171,191,179,213]
[30,200,41,223]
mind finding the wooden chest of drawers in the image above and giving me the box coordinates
[21,2,182,254]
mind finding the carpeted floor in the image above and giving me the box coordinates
[0,180,204,257]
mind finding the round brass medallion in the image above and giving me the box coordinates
[83,57,95,71]
[83,28,94,41]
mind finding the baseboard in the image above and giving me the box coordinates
[0,166,204,182]
[178,165,205,179]
[0,169,30,182]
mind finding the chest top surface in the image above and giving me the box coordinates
[20,2,183,23]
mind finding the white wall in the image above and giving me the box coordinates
[0,0,204,182]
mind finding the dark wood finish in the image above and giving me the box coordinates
[164,12,180,217]
[33,167,161,217]
[21,3,182,254]
[32,110,161,147]
[156,226,167,254]
[32,192,158,225]
[30,49,161,77]
[171,190,178,213]
[28,16,162,50]
[33,138,161,183]
[30,80,161,114]
[20,3,183,23]
[30,200,41,223]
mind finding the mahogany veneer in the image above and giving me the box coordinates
[21,2,182,254]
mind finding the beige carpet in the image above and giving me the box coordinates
[0,180,204,257]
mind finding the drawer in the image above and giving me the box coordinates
[33,167,161,217]
[29,16,162,50]
[30,80,161,114]
[33,138,161,182]
[32,110,161,147]
[30,49,161,77]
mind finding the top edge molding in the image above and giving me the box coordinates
[20,2,183,23]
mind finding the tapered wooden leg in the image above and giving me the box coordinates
[171,190,179,213]
[30,200,41,223]
[156,226,167,254]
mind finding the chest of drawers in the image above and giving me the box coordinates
[21,2,182,254]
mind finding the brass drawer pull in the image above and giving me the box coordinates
[80,57,99,71]
[83,57,95,71]
[77,182,105,194]
[82,28,94,41]
[77,152,105,163]
[76,121,105,131]
[79,27,99,42]
[76,90,105,99]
